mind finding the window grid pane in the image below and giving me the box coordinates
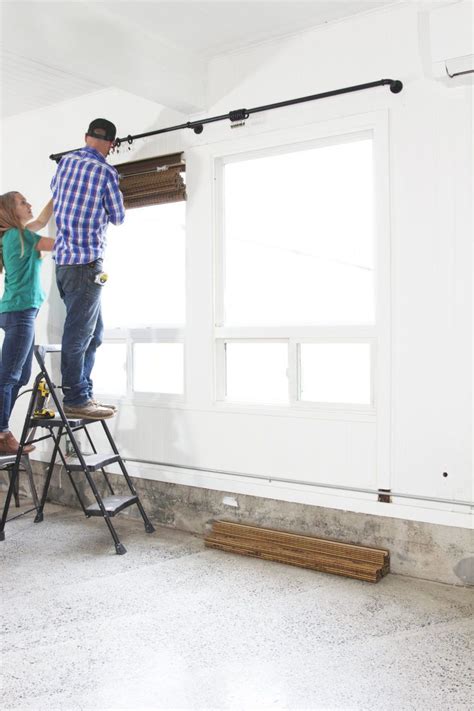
[133,343,184,394]
[93,343,127,396]
[223,138,374,326]
[225,342,288,404]
[102,202,185,329]
[299,342,371,405]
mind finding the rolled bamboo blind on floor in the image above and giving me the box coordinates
[205,520,390,583]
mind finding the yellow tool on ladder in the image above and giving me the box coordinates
[33,379,55,419]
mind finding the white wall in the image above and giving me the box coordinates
[1,3,472,528]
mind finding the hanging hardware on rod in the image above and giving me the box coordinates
[49,78,403,162]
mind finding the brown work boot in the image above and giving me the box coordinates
[0,431,35,455]
[63,401,115,420]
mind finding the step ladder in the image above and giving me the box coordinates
[0,345,155,554]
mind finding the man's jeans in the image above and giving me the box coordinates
[0,308,38,432]
[56,260,104,407]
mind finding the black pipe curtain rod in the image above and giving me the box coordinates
[49,78,403,162]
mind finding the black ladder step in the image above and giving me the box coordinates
[30,416,85,427]
[85,495,138,517]
[67,453,121,471]
[0,455,18,467]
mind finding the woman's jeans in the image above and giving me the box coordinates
[56,259,104,408]
[0,307,38,432]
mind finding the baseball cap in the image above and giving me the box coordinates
[86,118,117,142]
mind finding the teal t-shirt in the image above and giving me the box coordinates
[0,228,45,312]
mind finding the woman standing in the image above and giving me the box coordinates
[0,192,54,454]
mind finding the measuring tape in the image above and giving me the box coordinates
[94,272,109,285]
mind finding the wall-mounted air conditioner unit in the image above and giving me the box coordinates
[429,1,473,81]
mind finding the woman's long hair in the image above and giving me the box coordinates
[0,191,25,273]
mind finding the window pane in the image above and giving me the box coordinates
[133,343,184,394]
[300,343,371,404]
[102,202,185,328]
[93,343,127,396]
[225,342,288,404]
[223,138,374,325]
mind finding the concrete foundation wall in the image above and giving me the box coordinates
[2,463,472,588]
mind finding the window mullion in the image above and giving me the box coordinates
[288,339,298,404]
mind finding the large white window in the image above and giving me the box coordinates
[96,201,185,400]
[223,138,374,326]
[215,129,383,411]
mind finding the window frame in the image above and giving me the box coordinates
[212,111,390,435]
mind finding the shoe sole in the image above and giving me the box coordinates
[64,412,115,420]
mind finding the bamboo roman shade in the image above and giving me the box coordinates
[116,152,186,209]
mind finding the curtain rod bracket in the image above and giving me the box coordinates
[185,121,204,134]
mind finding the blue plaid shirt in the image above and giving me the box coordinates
[51,146,125,265]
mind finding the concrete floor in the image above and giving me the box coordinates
[1,503,473,711]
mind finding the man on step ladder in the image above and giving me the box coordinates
[51,118,125,420]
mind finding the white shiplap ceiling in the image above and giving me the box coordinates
[0,48,104,117]
[97,1,403,57]
[0,0,413,118]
